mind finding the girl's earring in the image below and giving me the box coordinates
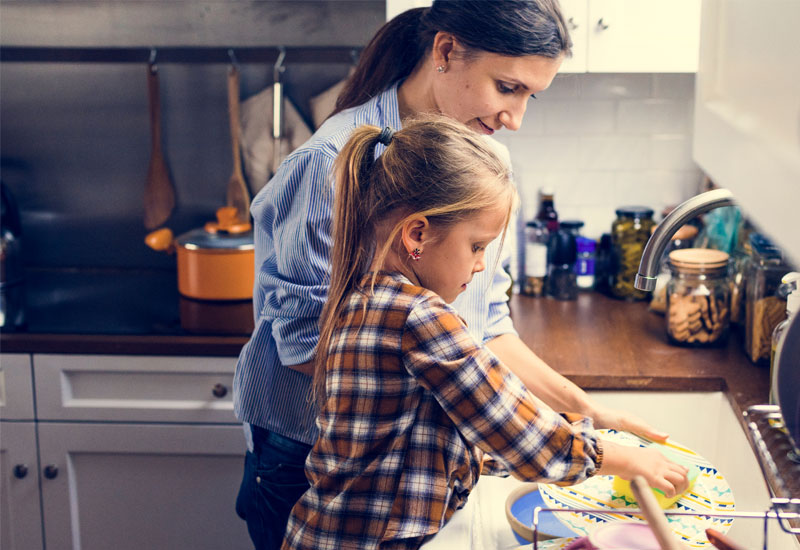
[436,65,445,73]
[409,248,422,261]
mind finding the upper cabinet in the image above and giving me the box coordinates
[693,0,800,265]
[387,0,700,73]
[560,0,700,73]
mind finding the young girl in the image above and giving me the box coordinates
[281,117,689,550]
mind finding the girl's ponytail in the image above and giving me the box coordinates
[313,126,382,406]
[333,8,428,115]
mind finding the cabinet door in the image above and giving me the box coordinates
[0,422,44,550]
[0,354,35,420]
[559,0,588,73]
[37,422,252,550]
[34,354,238,423]
[587,0,700,72]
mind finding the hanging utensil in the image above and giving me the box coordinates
[143,57,176,229]
[225,57,250,223]
[272,47,286,174]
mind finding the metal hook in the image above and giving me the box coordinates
[148,48,158,73]
[227,48,239,69]
[273,46,286,83]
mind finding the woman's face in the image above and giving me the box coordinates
[432,44,563,135]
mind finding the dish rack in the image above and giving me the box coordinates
[527,405,800,549]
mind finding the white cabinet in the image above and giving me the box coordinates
[37,422,251,550]
[387,0,700,73]
[1,421,44,550]
[0,353,252,550]
[561,0,701,73]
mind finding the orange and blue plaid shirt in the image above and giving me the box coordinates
[282,272,602,550]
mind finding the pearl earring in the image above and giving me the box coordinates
[436,65,445,73]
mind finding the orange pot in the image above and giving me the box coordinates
[146,207,254,301]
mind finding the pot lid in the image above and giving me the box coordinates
[176,227,253,251]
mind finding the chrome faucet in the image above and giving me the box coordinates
[634,188,736,291]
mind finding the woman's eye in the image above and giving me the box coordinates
[497,82,515,94]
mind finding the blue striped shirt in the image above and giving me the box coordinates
[233,83,517,445]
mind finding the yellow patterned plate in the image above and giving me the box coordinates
[538,430,735,548]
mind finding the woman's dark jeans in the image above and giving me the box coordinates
[235,426,312,550]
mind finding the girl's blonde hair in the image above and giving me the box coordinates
[314,115,518,405]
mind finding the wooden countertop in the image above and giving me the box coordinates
[509,292,769,420]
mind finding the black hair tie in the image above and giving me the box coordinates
[377,126,395,146]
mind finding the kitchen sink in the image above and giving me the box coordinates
[425,391,800,549]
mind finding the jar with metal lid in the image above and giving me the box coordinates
[610,206,655,300]
[744,233,789,363]
[522,219,548,296]
[666,248,731,346]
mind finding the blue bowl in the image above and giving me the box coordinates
[507,484,577,544]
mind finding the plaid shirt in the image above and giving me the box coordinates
[282,273,602,550]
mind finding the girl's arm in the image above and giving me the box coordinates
[597,439,690,498]
[486,333,669,443]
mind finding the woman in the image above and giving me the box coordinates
[234,2,668,549]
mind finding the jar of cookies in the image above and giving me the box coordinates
[666,248,731,346]
[610,206,655,301]
[744,233,789,363]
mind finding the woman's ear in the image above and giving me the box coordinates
[400,216,429,256]
[431,31,456,68]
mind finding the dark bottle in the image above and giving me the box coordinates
[536,188,559,233]
[547,230,578,301]
[594,233,613,296]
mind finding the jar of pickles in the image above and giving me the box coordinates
[666,248,731,346]
[610,206,655,300]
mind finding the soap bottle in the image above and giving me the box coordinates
[770,272,800,405]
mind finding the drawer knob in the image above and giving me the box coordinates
[212,383,228,398]
[43,465,59,479]
[13,464,29,479]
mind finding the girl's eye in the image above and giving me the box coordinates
[472,244,484,253]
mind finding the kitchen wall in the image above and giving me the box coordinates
[494,72,702,240]
[1,1,701,272]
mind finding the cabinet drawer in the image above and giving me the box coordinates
[34,354,239,423]
[0,354,35,420]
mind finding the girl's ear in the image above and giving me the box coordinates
[431,31,456,68]
[400,215,429,256]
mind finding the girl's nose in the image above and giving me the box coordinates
[473,257,486,274]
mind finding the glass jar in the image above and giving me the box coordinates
[744,233,789,363]
[610,206,655,301]
[666,248,731,347]
[523,220,548,296]
[575,236,596,290]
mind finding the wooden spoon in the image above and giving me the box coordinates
[143,63,176,229]
[225,65,250,223]
[630,476,692,550]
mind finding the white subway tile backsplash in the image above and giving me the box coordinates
[542,100,616,134]
[617,99,692,134]
[652,74,696,99]
[578,73,653,99]
[500,73,702,253]
[579,135,650,171]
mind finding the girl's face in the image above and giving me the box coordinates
[414,206,508,304]
[432,47,562,135]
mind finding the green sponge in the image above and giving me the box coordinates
[612,443,700,509]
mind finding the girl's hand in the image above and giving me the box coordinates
[598,440,690,498]
[589,404,669,443]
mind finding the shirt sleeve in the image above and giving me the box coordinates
[483,240,517,342]
[255,149,336,367]
[402,297,601,485]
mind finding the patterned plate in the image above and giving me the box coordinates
[513,537,576,550]
[538,430,735,547]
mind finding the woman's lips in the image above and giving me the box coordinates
[476,118,495,135]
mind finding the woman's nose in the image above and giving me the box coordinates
[499,98,528,131]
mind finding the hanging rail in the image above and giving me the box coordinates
[0,46,361,64]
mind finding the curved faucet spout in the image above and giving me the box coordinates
[634,188,736,291]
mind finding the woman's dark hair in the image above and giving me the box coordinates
[333,0,571,115]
